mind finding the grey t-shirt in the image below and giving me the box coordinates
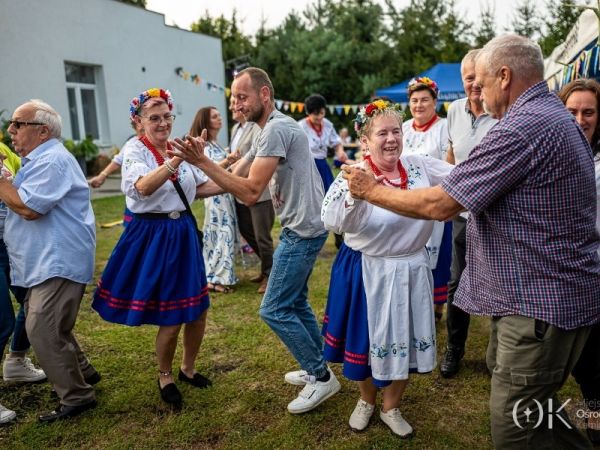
[245,110,326,238]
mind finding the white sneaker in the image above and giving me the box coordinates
[380,408,413,437]
[284,369,308,386]
[287,369,341,414]
[3,356,47,382]
[0,403,16,424]
[349,399,375,431]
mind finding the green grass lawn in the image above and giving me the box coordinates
[0,195,588,449]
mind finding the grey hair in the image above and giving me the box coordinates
[28,99,62,138]
[461,49,481,72]
[478,34,543,81]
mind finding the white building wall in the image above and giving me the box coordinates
[0,0,228,150]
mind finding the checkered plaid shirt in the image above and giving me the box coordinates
[442,81,600,330]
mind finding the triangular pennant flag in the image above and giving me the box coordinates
[401,103,407,110]
[194,77,200,85]
[225,88,231,97]
[335,106,343,115]
[444,102,450,112]
[207,82,213,90]
[297,103,305,113]
[351,105,358,114]
[290,102,297,113]
[328,105,335,115]
[183,72,190,81]
[283,102,290,111]
[276,100,284,110]
[343,105,351,115]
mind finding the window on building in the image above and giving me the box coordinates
[65,62,101,141]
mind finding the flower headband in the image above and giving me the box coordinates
[407,77,439,97]
[354,99,402,134]
[129,88,173,120]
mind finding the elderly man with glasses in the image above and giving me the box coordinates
[1,99,99,423]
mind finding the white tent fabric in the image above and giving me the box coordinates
[544,9,598,90]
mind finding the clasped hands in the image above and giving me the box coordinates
[341,163,383,200]
[169,129,210,167]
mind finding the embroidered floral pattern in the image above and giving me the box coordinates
[370,342,410,359]
[413,335,436,353]
[406,163,423,188]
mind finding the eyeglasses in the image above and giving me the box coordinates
[8,120,44,129]
[140,114,176,124]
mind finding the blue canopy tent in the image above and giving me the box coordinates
[375,63,464,103]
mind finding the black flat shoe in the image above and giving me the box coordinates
[178,370,212,388]
[38,400,97,423]
[158,380,182,405]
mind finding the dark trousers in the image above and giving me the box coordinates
[235,200,275,277]
[0,239,29,358]
[572,323,600,411]
[446,217,470,349]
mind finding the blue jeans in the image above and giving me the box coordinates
[259,228,328,378]
[0,239,30,357]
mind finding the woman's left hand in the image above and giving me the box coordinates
[169,129,209,167]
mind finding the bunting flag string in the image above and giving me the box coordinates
[558,46,600,89]
[173,66,454,114]
[175,67,230,96]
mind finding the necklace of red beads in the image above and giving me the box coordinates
[364,154,408,189]
[411,114,438,132]
[140,136,178,181]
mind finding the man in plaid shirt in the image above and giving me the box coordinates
[343,34,600,448]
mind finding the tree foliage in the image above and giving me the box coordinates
[187,0,579,113]
[538,0,580,56]
[473,2,497,48]
[510,0,543,39]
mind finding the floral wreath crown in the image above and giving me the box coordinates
[354,99,403,134]
[407,77,439,97]
[129,88,173,120]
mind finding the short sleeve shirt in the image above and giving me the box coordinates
[246,110,326,238]
[4,139,96,287]
[442,82,600,329]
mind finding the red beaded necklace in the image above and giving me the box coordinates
[140,136,178,180]
[307,117,323,137]
[412,114,439,132]
[364,154,408,189]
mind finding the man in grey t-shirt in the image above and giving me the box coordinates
[170,67,340,415]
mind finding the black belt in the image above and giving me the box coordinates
[134,211,189,220]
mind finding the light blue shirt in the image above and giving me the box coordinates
[4,138,96,287]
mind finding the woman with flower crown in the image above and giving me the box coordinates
[321,100,453,437]
[92,88,223,408]
[402,77,452,321]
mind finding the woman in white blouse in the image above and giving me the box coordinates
[92,88,222,408]
[321,100,452,437]
[402,77,452,321]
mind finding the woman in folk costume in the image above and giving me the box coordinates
[92,88,222,408]
[321,100,453,437]
[189,106,240,293]
[402,77,452,321]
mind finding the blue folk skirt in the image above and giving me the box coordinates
[322,244,391,388]
[314,158,335,193]
[92,212,210,326]
[433,221,453,304]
